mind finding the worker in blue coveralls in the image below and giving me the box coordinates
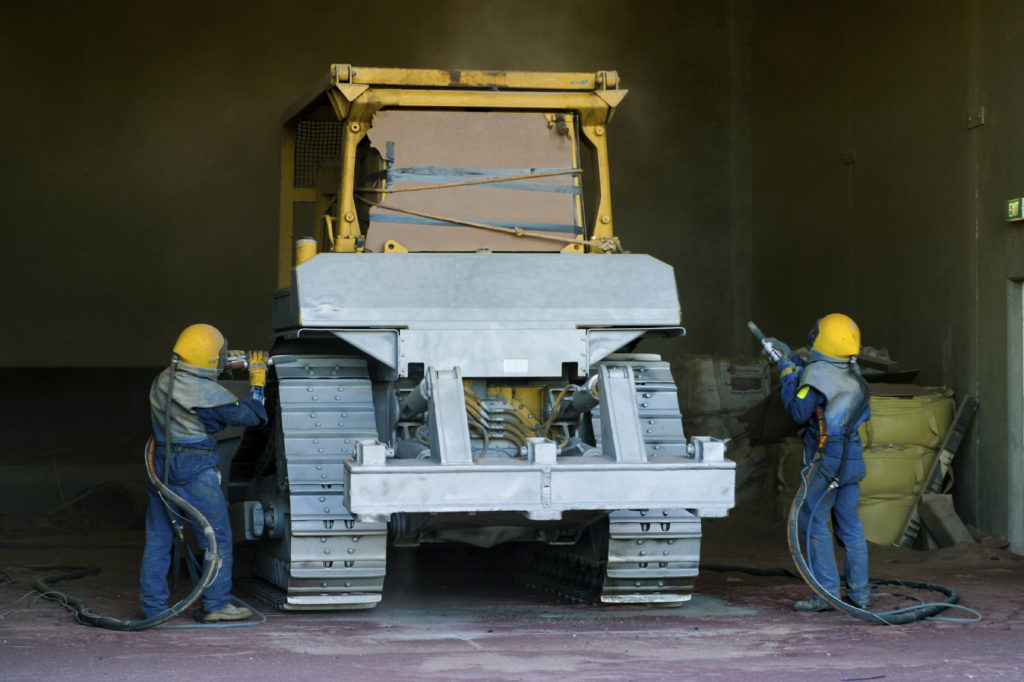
[140,323,268,622]
[769,313,872,612]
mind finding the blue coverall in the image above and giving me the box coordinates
[781,359,871,606]
[139,380,266,619]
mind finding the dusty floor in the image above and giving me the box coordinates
[1,513,1022,681]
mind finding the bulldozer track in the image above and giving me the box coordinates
[245,356,388,610]
[518,358,703,606]
[237,355,707,609]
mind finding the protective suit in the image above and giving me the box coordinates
[775,314,871,611]
[139,324,268,621]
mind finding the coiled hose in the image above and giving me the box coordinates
[42,437,223,630]
[786,368,969,624]
[785,452,969,624]
[50,357,221,630]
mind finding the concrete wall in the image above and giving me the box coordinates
[0,0,751,367]
[752,0,1024,548]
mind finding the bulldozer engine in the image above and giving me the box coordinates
[228,65,735,610]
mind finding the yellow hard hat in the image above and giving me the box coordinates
[173,323,226,370]
[810,313,861,358]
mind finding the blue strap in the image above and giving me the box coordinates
[363,166,581,195]
[368,211,580,234]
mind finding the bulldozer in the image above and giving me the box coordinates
[227,65,735,610]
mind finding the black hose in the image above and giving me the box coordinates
[61,438,221,630]
[699,564,968,621]
[59,359,223,632]
[787,451,960,624]
[33,565,101,594]
[38,356,242,630]
[784,361,966,624]
[742,326,968,624]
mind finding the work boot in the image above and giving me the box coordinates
[793,596,833,612]
[197,603,253,623]
[846,596,871,610]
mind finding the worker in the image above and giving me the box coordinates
[139,323,268,622]
[770,314,871,612]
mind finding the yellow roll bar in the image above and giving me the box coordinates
[278,65,627,285]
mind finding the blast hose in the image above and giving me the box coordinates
[749,321,968,624]
[41,438,222,630]
[52,355,222,630]
[786,445,961,624]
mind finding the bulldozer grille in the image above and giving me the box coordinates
[294,121,346,188]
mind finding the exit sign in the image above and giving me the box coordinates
[1007,198,1024,221]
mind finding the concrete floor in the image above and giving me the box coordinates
[1,513,1023,681]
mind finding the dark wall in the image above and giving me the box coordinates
[0,368,155,465]
[0,0,752,367]
[752,0,1024,548]
[0,1,751,515]
[11,1,1016,548]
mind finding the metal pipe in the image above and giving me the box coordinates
[571,374,600,412]
[399,380,430,419]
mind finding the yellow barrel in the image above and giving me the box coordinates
[295,237,318,266]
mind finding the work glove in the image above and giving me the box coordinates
[764,337,792,358]
[248,351,268,388]
[762,337,794,374]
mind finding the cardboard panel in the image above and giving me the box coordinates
[363,110,581,252]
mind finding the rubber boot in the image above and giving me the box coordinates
[197,603,253,623]
[793,596,833,612]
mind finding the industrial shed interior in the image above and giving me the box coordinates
[2,1,1023,679]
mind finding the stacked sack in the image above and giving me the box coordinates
[856,384,955,545]
[674,354,772,505]
[760,437,806,520]
[759,384,955,539]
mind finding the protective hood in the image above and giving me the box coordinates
[799,355,869,437]
[150,364,239,443]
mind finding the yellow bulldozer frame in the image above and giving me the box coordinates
[277,64,628,286]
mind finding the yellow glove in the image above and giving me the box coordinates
[248,350,268,388]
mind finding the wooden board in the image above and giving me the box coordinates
[896,396,979,548]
